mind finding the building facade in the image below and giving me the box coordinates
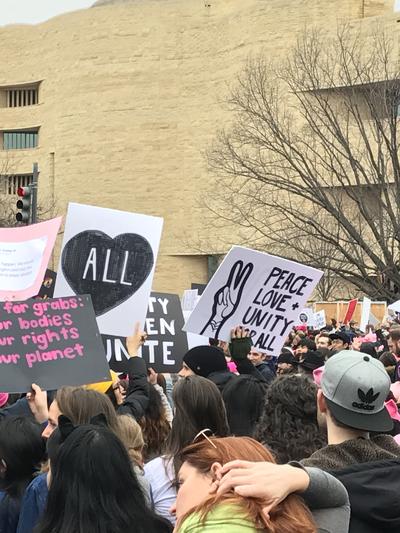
[0,0,396,294]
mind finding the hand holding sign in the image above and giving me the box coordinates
[200,260,253,338]
[126,322,147,357]
[26,383,48,424]
[148,367,158,385]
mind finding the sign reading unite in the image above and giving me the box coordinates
[103,292,188,373]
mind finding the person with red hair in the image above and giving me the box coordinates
[171,436,349,532]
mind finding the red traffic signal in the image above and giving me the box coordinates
[16,185,32,223]
[17,186,31,198]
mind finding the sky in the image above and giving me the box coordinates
[0,0,95,27]
[1,1,398,26]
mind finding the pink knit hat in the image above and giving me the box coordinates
[391,381,400,402]
[313,366,324,388]
[227,361,238,374]
[385,399,400,423]
[0,393,9,408]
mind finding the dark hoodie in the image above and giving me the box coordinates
[333,459,400,533]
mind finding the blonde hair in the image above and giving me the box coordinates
[117,414,145,467]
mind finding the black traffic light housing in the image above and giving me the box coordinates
[16,185,32,223]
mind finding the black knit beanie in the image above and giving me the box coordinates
[183,345,228,378]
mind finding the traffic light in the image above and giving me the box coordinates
[16,185,32,223]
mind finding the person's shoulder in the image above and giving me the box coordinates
[372,434,400,456]
[21,473,48,512]
[145,455,172,476]
[144,456,174,488]
[258,362,274,376]
[27,473,48,492]
[179,504,260,532]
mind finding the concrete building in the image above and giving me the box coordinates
[0,0,397,294]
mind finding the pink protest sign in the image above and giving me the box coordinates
[0,217,61,302]
[0,295,110,392]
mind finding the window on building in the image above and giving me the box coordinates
[1,174,33,195]
[0,81,41,108]
[6,87,38,107]
[3,130,38,150]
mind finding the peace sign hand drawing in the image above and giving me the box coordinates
[200,260,254,338]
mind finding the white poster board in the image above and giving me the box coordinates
[184,246,323,354]
[54,203,163,337]
[388,299,400,314]
[182,309,209,349]
[360,297,371,332]
[313,309,326,330]
[0,217,61,302]
[297,307,315,327]
[182,289,200,312]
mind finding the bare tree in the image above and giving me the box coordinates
[206,25,400,300]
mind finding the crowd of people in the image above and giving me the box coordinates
[1,314,400,532]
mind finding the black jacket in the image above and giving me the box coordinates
[117,356,149,420]
[0,398,32,420]
[207,370,237,393]
[254,361,275,384]
[333,459,400,533]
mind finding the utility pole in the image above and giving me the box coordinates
[31,162,39,224]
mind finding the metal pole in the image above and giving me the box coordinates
[31,162,39,224]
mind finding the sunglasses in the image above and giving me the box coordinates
[192,428,217,449]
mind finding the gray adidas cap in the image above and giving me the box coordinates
[321,350,393,432]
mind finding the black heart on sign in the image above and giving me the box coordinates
[61,230,154,316]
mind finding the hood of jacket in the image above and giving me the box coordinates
[334,459,400,533]
[301,435,400,470]
[207,370,236,392]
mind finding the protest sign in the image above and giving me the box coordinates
[313,309,326,330]
[182,310,209,349]
[0,295,110,392]
[182,289,200,312]
[184,246,323,354]
[388,299,400,314]
[342,299,358,324]
[297,308,315,327]
[36,269,57,299]
[360,297,371,332]
[103,292,188,373]
[191,283,207,295]
[0,217,61,302]
[54,203,163,337]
